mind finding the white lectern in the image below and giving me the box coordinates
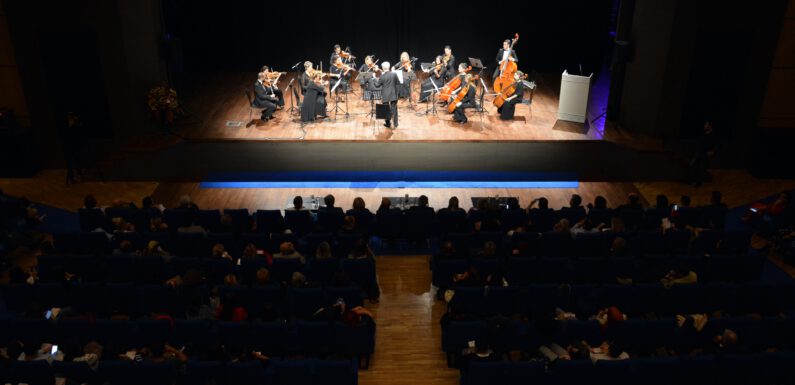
[557,70,592,123]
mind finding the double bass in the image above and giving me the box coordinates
[493,33,519,92]
[439,65,472,102]
[447,75,478,114]
[493,72,528,108]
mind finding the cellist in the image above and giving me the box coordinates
[497,71,525,121]
[451,73,476,125]
[493,39,519,82]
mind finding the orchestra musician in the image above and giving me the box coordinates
[358,55,379,89]
[497,71,525,121]
[373,62,399,129]
[330,44,355,92]
[420,56,446,103]
[301,72,328,122]
[253,72,279,121]
[395,51,416,100]
[300,61,314,95]
[493,39,519,81]
[442,45,456,81]
[330,54,354,96]
[260,65,284,108]
[451,74,476,125]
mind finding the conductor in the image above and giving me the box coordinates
[374,61,398,129]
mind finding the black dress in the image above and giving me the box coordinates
[452,86,476,123]
[444,55,456,81]
[397,66,416,99]
[497,82,524,120]
[420,68,445,102]
[300,71,311,95]
[301,82,327,122]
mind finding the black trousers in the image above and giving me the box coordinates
[498,98,521,120]
[260,101,277,119]
[453,101,475,123]
[383,100,398,127]
[271,89,284,106]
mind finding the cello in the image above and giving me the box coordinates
[439,65,472,102]
[447,75,478,114]
[493,72,528,108]
[493,33,519,92]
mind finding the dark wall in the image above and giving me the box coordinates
[162,0,613,77]
[4,0,168,167]
[619,0,788,167]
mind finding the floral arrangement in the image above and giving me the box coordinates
[147,86,183,123]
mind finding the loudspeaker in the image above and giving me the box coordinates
[612,40,632,66]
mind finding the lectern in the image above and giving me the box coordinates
[557,70,592,123]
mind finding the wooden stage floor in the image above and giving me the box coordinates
[176,72,608,142]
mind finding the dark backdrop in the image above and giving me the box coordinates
[162,0,613,77]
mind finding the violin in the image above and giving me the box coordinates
[333,61,355,75]
[447,75,479,114]
[439,65,472,102]
[493,73,528,108]
[339,51,356,60]
[366,63,382,73]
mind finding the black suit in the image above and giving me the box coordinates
[493,49,519,80]
[253,81,278,120]
[374,71,399,127]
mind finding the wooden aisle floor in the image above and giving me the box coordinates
[359,255,457,385]
[175,72,605,142]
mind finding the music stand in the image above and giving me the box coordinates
[286,78,300,115]
[468,57,485,69]
[330,74,350,120]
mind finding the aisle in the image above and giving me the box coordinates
[358,255,458,385]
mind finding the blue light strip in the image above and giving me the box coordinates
[199,181,579,189]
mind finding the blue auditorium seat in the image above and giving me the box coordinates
[226,360,268,385]
[306,257,340,286]
[195,209,221,232]
[11,358,54,385]
[272,359,314,385]
[315,359,358,385]
[295,321,333,355]
[463,361,506,385]
[284,210,312,237]
[289,288,326,320]
[224,208,252,233]
[183,360,223,385]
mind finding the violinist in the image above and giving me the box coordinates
[420,56,445,103]
[330,44,356,68]
[442,45,456,81]
[451,73,476,125]
[358,55,381,91]
[300,61,314,95]
[253,72,279,121]
[260,65,285,108]
[301,72,329,123]
[396,51,416,100]
[493,39,519,81]
[497,71,525,121]
[330,55,354,95]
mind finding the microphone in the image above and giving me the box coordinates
[291,61,302,70]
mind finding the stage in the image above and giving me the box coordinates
[174,71,610,142]
[104,68,684,182]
